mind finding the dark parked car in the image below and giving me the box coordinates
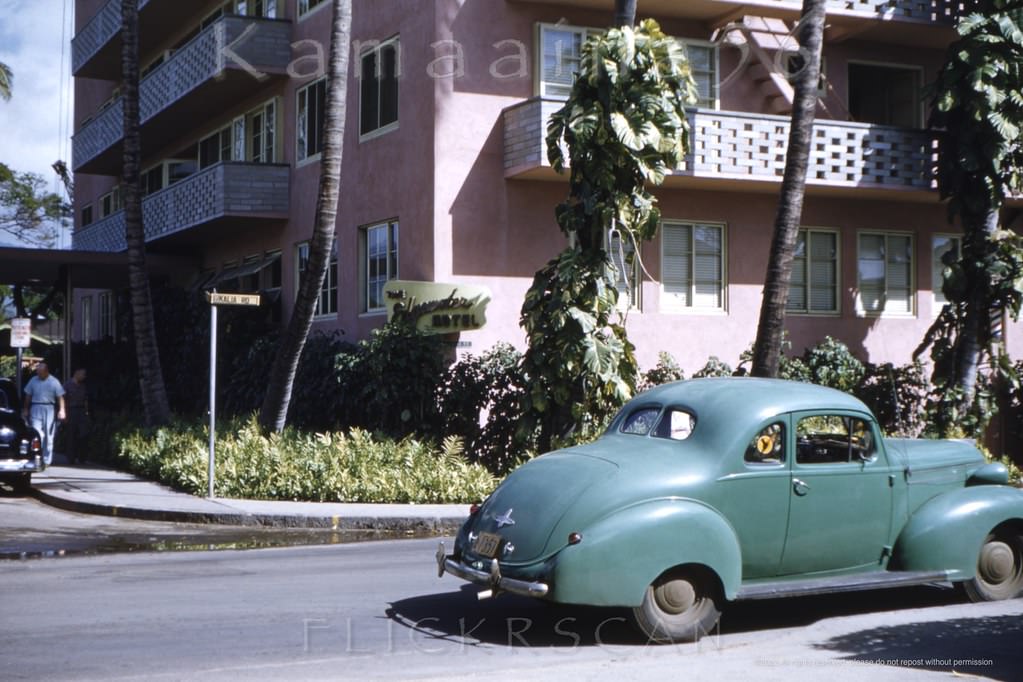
[0,378,44,492]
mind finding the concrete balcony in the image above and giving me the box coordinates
[71,0,184,78]
[72,162,290,252]
[72,16,291,175]
[504,98,936,198]
[509,0,960,47]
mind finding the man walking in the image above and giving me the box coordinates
[22,362,66,467]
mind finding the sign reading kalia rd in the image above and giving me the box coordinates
[10,318,31,348]
[208,292,261,306]
[383,281,491,334]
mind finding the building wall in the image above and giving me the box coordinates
[69,1,1021,376]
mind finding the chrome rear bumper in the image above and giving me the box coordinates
[435,542,549,599]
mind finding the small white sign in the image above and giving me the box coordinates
[208,292,261,306]
[10,318,31,348]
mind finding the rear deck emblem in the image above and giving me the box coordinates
[495,508,516,528]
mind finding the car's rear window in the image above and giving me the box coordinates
[620,406,696,440]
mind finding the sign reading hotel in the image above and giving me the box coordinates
[383,281,491,335]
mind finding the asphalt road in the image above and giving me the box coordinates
[3,532,1022,681]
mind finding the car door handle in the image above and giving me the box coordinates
[793,478,811,496]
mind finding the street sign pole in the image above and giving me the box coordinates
[208,300,218,499]
[205,291,259,499]
[10,318,31,400]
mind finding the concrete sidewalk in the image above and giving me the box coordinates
[30,459,471,533]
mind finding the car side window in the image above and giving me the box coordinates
[620,407,660,436]
[796,415,876,464]
[653,409,695,441]
[745,422,785,465]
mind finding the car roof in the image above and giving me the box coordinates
[630,377,871,425]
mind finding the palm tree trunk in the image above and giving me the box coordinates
[258,0,351,433]
[955,206,999,406]
[614,0,637,27]
[750,0,826,378]
[122,0,170,425]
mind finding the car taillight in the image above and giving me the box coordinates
[30,437,41,452]
[469,503,480,515]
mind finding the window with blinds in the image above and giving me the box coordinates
[857,232,913,315]
[661,221,725,310]
[538,24,718,108]
[787,229,838,314]
[932,234,961,308]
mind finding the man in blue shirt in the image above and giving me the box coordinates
[22,362,66,467]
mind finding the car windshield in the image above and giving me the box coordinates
[620,406,696,440]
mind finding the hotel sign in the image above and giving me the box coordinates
[383,281,491,334]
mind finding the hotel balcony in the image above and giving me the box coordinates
[72,162,290,252]
[504,98,936,200]
[72,0,198,78]
[509,0,960,47]
[72,16,291,175]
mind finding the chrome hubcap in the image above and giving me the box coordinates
[654,579,696,614]
[979,541,1015,584]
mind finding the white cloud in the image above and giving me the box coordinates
[0,0,75,188]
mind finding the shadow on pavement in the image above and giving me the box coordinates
[813,613,1023,681]
[387,583,966,649]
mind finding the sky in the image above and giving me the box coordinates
[0,0,76,235]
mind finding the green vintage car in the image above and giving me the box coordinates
[435,377,1023,642]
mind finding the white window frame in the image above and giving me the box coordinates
[856,230,916,317]
[234,0,277,18]
[932,233,962,311]
[81,295,93,344]
[358,36,400,141]
[681,38,720,110]
[660,220,727,313]
[361,219,399,313]
[247,98,277,164]
[99,291,115,339]
[98,187,122,218]
[786,227,840,316]
[296,240,338,318]
[297,0,328,20]
[199,124,233,169]
[296,78,326,164]
[536,23,719,109]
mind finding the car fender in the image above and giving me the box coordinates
[892,485,1023,580]
[548,498,742,607]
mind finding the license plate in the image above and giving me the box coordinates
[473,532,502,558]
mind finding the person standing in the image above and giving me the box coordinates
[22,362,66,467]
[63,368,90,465]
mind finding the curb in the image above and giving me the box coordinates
[29,486,467,534]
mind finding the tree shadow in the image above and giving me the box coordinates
[386,583,966,649]
[813,613,1023,681]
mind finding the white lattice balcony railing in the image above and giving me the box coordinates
[72,16,291,173]
[504,98,936,192]
[72,162,290,252]
[508,0,961,25]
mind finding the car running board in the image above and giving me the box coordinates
[735,570,951,601]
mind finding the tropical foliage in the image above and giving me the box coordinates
[916,0,1023,437]
[520,19,697,451]
[0,162,67,246]
[113,418,497,503]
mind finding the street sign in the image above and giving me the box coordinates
[208,292,261,306]
[10,318,31,348]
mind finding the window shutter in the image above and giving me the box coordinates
[662,223,691,306]
[542,28,583,98]
[885,235,912,313]
[809,232,837,312]
[787,231,808,311]
[693,224,722,307]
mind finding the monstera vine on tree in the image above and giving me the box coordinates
[519,20,697,451]
[915,0,1023,437]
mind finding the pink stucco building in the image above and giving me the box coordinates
[69,0,1023,373]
